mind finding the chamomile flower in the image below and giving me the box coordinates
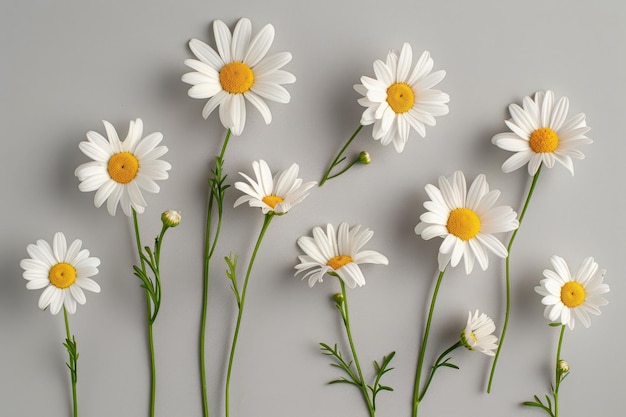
[295,222,389,288]
[182,17,296,136]
[492,90,592,175]
[535,255,609,330]
[234,159,316,214]
[415,171,519,274]
[461,310,498,356]
[354,42,449,153]
[20,232,101,315]
[75,118,171,217]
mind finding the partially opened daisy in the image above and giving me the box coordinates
[492,90,592,176]
[295,222,389,288]
[182,17,295,136]
[355,42,449,153]
[415,170,519,275]
[461,310,498,356]
[234,159,316,215]
[20,232,101,315]
[535,255,609,330]
[75,118,171,216]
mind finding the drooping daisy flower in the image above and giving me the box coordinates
[182,17,296,136]
[295,222,389,288]
[415,171,519,274]
[234,159,316,214]
[75,118,171,216]
[492,90,592,175]
[20,232,101,315]
[354,42,449,153]
[460,310,498,356]
[535,255,609,330]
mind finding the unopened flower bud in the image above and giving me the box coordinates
[558,359,570,374]
[333,293,344,304]
[358,151,371,165]
[161,210,182,227]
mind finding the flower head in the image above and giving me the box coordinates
[161,210,182,228]
[492,90,592,175]
[415,171,519,274]
[182,17,296,136]
[75,118,171,216]
[460,310,498,356]
[20,232,101,315]
[295,223,389,288]
[354,43,449,153]
[535,255,609,330]
[234,159,316,215]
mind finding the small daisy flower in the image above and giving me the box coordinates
[182,17,296,136]
[460,310,498,356]
[234,159,316,214]
[415,171,519,274]
[295,222,389,288]
[75,118,171,217]
[492,90,592,175]
[354,42,449,153]
[20,232,101,315]
[535,255,609,330]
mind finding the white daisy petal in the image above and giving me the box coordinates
[461,310,499,356]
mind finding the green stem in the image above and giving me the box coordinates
[133,209,156,417]
[225,213,274,417]
[63,308,78,417]
[200,130,231,417]
[319,124,363,186]
[553,325,566,417]
[338,279,375,417]
[487,165,542,393]
[418,341,462,401]
[412,269,446,417]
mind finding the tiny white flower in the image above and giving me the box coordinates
[461,310,499,356]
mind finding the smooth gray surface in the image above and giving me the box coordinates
[2,1,624,416]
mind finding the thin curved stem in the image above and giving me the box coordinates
[319,124,363,186]
[63,308,78,417]
[553,325,566,417]
[200,130,231,417]
[412,269,446,417]
[225,213,274,417]
[418,341,462,401]
[487,165,542,393]
[338,279,375,417]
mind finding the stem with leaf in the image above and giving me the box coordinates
[63,307,78,417]
[418,341,461,401]
[225,213,274,417]
[488,165,542,393]
[200,129,231,417]
[320,124,364,186]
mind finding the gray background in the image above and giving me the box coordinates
[2,0,624,416]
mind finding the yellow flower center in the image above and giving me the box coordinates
[386,82,415,114]
[48,262,77,289]
[327,255,354,270]
[529,127,559,153]
[262,195,284,209]
[108,152,140,184]
[560,281,586,308]
[447,208,481,241]
[219,62,255,94]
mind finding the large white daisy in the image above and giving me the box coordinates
[182,17,296,136]
[354,42,449,153]
[460,310,498,356]
[492,90,592,175]
[75,118,171,216]
[295,222,389,288]
[234,159,316,214]
[535,255,609,330]
[415,171,519,274]
[20,232,101,315]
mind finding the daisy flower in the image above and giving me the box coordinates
[295,222,389,288]
[234,159,316,214]
[535,255,609,330]
[20,232,101,315]
[75,118,171,216]
[415,171,519,274]
[492,90,592,175]
[354,42,449,153]
[182,17,296,136]
[460,310,498,356]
